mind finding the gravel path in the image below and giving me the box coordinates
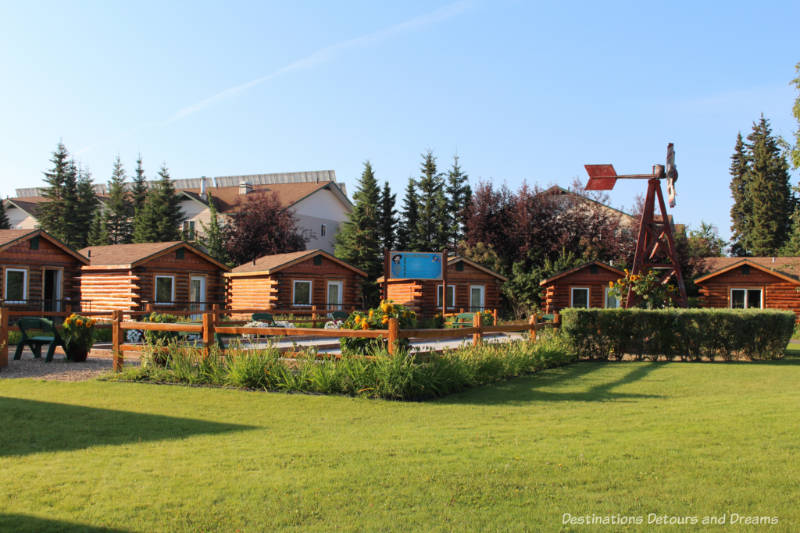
[0,347,139,382]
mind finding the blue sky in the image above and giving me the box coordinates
[1,0,798,241]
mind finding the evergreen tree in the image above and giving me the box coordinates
[199,192,229,265]
[75,167,98,249]
[745,115,793,256]
[334,161,382,280]
[377,180,397,252]
[133,164,184,243]
[131,155,148,215]
[38,143,74,244]
[414,151,449,251]
[88,210,108,246]
[396,178,419,250]
[0,200,10,229]
[103,156,133,244]
[729,132,751,256]
[791,62,800,170]
[445,155,471,248]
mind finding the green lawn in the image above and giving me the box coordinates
[2,355,800,532]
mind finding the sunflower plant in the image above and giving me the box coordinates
[340,300,417,355]
[62,314,96,353]
[608,268,677,309]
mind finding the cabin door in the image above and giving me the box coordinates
[327,281,343,310]
[469,285,485,311]
[189,276,206,320]
[43,269,62,312]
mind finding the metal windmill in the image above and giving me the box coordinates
[584,143,687,308]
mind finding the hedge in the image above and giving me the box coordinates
[560,308,794,361]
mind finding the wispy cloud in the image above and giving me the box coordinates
[163,0,472,125]
[76,1,472,156]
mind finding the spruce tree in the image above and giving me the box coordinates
[445,155,471,248]
[745,115,793,256]
[414,150,449,251]
[397,178,419,250]
[377,180,397,252]
[38,143,73,243]
[133,164,184,243]
[88,210,108,246]
[103,156,133,244]
[199,192,229,265]
[75,167,98,249]
[0,200,10,229]
[334,161,382,280]
[791,62,800,170]
[131,155,148,215]
[729,132,751,256]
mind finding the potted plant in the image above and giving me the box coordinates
[62,314,96,362]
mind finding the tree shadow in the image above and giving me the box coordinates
[442,362,664,405]
[0,513,128,532]
[0,397,255,458]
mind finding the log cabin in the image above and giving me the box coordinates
[695,257,800,317]
[0,229,89,311]
[539,262,625,314]
[225,249,367,314]
[78,241,229,313]
[377,256,507,317]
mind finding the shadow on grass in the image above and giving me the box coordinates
[443,362,664,405]
[0,397,255,458]
[0,514,127,532]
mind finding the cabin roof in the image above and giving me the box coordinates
[694,257,800,285]
[226,249,367,277]
[79,241,229,270]
[539,261,625,286]
[0,229,89,264]
[376,255,508,282]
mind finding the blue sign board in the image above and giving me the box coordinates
[389,251,443,280]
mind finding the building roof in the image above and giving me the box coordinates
[539,261,625,286]
[376,255,508,282]
[539,185,635,220]
[179,180,351,214]
[226,249,367,277]
[79,241,229,270]
[0,229,89,264]
[694,257,800,285]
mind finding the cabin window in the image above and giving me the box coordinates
[4,268,27,304]
[570,287,590,308]
[29,236,39,250]
[155,275,175,305]
[320,224,327,237]
[455,261,464,272]
[604,287,621,308]
[436,284,455,309]
[730,288,762,309]
[469,285,485,311]
[293,280,312,306]
[313,255,323,266]
[176,248,185,260]
[589,264,598,274]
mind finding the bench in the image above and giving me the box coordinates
[449,312,477,328]
[13,317,68,362]
[329,310,349,321]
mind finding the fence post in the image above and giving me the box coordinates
[529,315,537,342]
[145,303,153,314]
[202,311,214,357]
[472,311,482,346]
[554,312,561,328]
[387,317,398,355]
[0,307,8,369]
[112,310,123,372]
[212,304,220,326]
[311,305,317,328]
[493,309,498,326]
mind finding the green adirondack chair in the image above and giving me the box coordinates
[251,312,275,325]
[14,317,68,362]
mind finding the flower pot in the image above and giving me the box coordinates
[66,345,89,362]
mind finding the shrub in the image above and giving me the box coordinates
[142,312,184,345]
[339,300,416,355]
[560,308,794,361]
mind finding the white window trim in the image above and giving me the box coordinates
[327,280,343,309]
[469,284,486,311]
[293,280,313,307]
[570,287,590,308]
[436,284,456,309]
[604,286,620,309]
[4,267,28,304]
[730,287,763,309]
[154,275,175,305]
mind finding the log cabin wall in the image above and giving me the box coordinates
[697,265,800,317]
[542,267,622,314]
[79,270,138,313]
[385,262,503,317]
[225,254,365,314]
[0,235,84,309]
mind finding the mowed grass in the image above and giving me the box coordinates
[2,354,800,532]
